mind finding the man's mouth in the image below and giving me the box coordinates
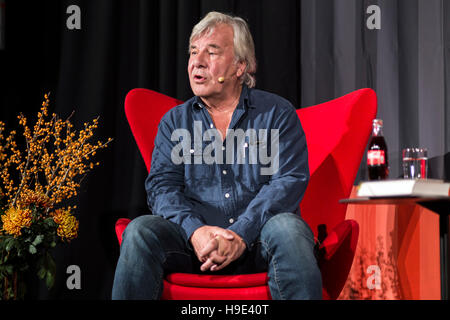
[193,75,207,83]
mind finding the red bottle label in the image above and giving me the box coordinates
[367,150,385,166]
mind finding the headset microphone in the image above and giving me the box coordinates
[218,77,225,83]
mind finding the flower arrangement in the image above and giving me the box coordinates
[0,93,112,299]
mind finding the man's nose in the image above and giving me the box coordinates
[191,51,207,68]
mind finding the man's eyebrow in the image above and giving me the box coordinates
[189,44,222,50]
[208,44,221,49]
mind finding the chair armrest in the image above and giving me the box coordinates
[319,219,359,260]
[317,219,359,299]
[115,218,131,245]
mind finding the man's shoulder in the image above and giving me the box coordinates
[248,88,296,113]
[160,96,196,124]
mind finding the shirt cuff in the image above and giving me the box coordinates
[181,218,205,244]
[227,219,258,249]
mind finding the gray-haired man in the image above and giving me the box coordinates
[112,11,322,300]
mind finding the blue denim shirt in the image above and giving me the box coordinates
[145,85,309,247]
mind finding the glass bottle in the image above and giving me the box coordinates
[367,119,389,180]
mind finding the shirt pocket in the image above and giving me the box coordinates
[184,142,220,200]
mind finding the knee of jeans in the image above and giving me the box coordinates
[122,215,165,246]
[261,212,315,247]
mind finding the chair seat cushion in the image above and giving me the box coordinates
[165,272,268,288]
[162,273,271,300]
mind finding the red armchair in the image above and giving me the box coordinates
[115,88,377,300]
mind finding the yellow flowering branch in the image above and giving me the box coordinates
[0,92,112,299]
[0,92,112,237]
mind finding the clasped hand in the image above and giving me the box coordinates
[190,225,246,272]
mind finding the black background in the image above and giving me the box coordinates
[0,0,306,300]
[0,0,449,300]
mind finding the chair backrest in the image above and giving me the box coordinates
[125,88,377,237]
[125,88,183,172]
[297,89,377,237]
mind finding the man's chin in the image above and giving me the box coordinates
[191,87,213,99]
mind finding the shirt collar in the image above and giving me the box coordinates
[192,85,255,110]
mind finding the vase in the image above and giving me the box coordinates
[2,268,42,300]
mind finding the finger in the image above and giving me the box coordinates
[208,250,227,265]
[200,257,216,272]
[210,264,219,272]
[212,235,227,256]
[199,238,219,260]
[201,250,227,272]
[212,241,246,272]
[211,258,231,271]
[214,229,235,240]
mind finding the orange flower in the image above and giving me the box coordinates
[1,207,33,237]
[17,190,52,210]
[51,209,79,241]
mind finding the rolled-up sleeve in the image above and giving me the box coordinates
[145,117,205,243]
[227,106,309,247]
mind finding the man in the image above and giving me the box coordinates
[112,11,322,300]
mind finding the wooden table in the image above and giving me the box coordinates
[340,196,450,300]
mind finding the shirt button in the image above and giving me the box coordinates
[229,218,234,224]
[222,170,227,175]
[224,193,230,198]
[222,146,226,151]
[210,123,214,129]
[190,149,194,154]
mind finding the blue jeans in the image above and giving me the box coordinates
[111,212,322,300]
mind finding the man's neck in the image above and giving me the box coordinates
[200,85,243,113]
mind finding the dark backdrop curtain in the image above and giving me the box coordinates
[0,0,449,299]
[301,0,450,182]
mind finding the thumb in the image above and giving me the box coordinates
[214,229,235,241]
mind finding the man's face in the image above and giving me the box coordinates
[188,23,245,99]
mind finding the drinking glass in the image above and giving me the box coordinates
[402,148,427,179]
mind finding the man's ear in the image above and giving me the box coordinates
[236,61,247,78]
